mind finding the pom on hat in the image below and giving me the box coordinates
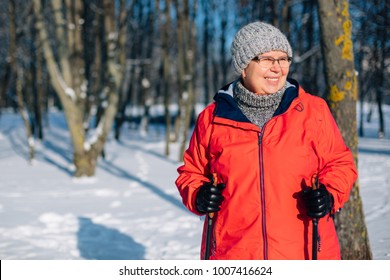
[231,21,293,76]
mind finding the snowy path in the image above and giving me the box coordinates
[0,112,202,260]
[359,137,390,259]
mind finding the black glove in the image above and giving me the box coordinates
[302,184,334,218]
[195,181,225,213]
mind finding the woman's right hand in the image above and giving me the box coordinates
[195,181,225,213]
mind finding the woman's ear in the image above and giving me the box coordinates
[241,68,247,79]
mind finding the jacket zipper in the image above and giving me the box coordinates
[258,103,295,260]
[256,103,298,259]
[258,130,268,260]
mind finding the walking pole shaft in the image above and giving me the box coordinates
[204,173,218,260]
[312,218,318,260]
[312,176,319,260]
[205,213,213,260]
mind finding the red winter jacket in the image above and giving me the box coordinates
[176,79,357,260]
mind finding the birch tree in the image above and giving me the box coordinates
[32,0,129,177]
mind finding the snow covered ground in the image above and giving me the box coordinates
[0,103,389,260]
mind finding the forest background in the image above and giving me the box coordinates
[0,0,389,260]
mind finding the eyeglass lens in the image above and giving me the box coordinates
[255,56,292,68]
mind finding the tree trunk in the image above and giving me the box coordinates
[174,0,196,161]
[9,0,35,162]
[375,0,386,139]
[202,0,210,106]
[317,0,372,259]
[33,0,123,177]
[159,0,172,156]
[16,67,35,162]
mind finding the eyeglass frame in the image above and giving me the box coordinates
[252,55,293,68]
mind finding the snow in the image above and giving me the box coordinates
[0,103,389,260]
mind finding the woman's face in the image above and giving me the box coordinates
[241,50,290,95]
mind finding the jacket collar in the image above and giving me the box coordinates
[214,78,299,122]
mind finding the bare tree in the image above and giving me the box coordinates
[173,0,197,160]
[372,0,387,138]
[7,0,35,161]
[32,0,128,177]
[156,0,174,156]
[317,0,372,259]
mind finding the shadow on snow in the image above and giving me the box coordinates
[77,217,145,260]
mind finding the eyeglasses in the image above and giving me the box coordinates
[252,56,292,68]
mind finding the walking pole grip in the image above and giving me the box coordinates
[205,173,218,260]
[209,173,218,219]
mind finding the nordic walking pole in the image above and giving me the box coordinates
[205,173,218,260]
[312,176,319,260]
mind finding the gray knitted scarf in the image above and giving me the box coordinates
[233,80,286,128]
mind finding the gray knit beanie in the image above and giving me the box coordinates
[231,21,293,75]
